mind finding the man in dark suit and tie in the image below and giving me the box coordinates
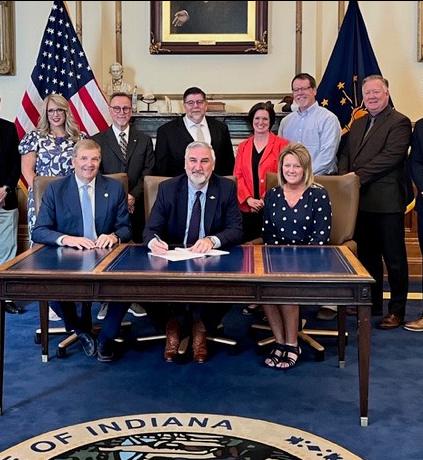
[338,74,412,329]
[0,113,23,314]
[154,87,234,177]
[32,139,132,362]
[92,92,154,243]
[144,141,242,363]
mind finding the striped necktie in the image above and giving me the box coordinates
[119,131,128,159]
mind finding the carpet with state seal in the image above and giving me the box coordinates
[1,413,361,459]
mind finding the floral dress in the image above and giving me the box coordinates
[18,130,86,239]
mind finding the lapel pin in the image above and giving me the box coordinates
[209,195,216,200]
[104,193,109,198]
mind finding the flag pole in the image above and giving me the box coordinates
[295,1,302,74]
[116,1,122,64]
[76,1,82,42]
[338,1,345,30]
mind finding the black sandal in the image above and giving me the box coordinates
[264,343,285,368]
[277,344,301,370]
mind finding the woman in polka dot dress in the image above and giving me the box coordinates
[262,143,332,370]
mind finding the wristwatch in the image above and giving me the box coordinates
[207,236,219,248]
[111,233,121,244]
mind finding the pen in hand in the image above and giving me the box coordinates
[154,233,165,244]
[153,233,169,254]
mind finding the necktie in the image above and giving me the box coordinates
[186,191,202,245]
[195,124,205,142]
[81,184,96,240]
[119,131,128,159]
[364,117,375,139]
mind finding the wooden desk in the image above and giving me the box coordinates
[0,244,373,425]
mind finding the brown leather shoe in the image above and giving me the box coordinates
[192,320,208,364]
[378,313,402,330]
[403,314,423,332]
[164,319,180,362]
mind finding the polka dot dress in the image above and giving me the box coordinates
[262,184,332,246]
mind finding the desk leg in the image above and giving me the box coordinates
[337,305,346,368]
[357,305,371,426]
[0,300,5,415]
[39,301,49,362]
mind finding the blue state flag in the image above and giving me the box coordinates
[316,0,382,134]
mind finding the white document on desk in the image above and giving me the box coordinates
[149,247,229,262]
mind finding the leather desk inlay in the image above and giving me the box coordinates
[263,246,353,275]
[106,245,254,274]
[9,246,111,272]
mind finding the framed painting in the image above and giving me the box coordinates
[0,1,15,75]
[150,1,268,54]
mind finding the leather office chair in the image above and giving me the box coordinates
[33,173,131,358]
[136,175,237,355]
[251,172,360,360]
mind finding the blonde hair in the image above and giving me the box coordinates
[277,143,314,189]
[37,94,81,142]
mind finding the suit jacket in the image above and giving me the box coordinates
[154,116,234,177]
[338,106,411,213]
[92,125,154,201]
[409,118,423,213]
[234,132,289,212]
[0,118,21,210]
[32,174,132,245]
[143,173,243,248]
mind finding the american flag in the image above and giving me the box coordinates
[15,0,111,140]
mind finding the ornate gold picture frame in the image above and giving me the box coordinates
[150,1,268,54]
[0,1,15,75]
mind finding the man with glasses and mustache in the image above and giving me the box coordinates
[144,141,242,363]
[155,87,234,177]
[92,92,154,320]
[278,73,342,321]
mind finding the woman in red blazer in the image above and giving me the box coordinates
[234,102,289,242]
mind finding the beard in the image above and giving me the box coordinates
[188,171,208,187]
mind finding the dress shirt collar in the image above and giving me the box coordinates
[112,124,130,141]
[184,115,207,130]
[75,175,96,190]
[297,101,319,117]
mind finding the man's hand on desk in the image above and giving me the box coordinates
[62,235,97,250]
[61,233,119,250]
[189,237,214,254]
[95,233,120,249]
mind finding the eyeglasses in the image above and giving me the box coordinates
[363,89,385,97]
[47,108,65,115]
[292,86,312,94]
[110,106,131,114]
[184,99,206,107]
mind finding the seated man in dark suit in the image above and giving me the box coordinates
[144,141,243,363]
[32,139,132,362]
[154,87,234,177]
